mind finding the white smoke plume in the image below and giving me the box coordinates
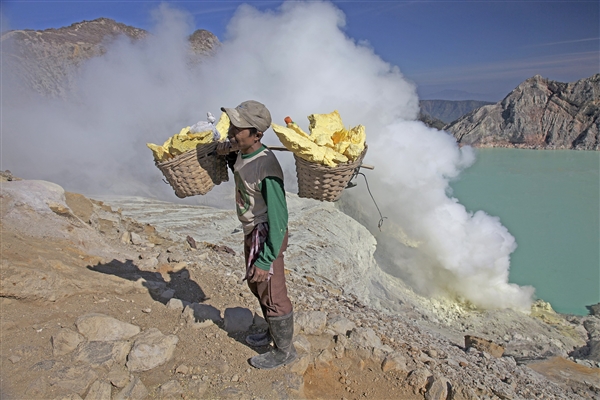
[1,1,534,311]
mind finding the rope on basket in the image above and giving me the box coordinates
[357,171,387,231]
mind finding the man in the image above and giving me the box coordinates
[216,100,296,370]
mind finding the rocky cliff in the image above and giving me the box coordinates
[0,18,219,97]
[446,74,600,150]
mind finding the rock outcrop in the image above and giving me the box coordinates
[1,18,219,97]
[2,177,600,399]
[446,74,600,150]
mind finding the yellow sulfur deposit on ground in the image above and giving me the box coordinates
[147,112,230,163]
[272,110,366,167]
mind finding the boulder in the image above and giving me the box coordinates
[326,314,355,336]
[52,328,85,356]
[295,311,327,335]
[76,313,140,341]
[126,328,179,372]
[73,340,132,367]
[114,376,148,400]
[465,335,505,358]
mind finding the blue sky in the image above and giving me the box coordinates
[1,0,598,101]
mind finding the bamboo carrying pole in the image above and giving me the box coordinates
[267,145,374,170]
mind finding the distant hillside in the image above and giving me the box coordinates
[446,74,600,150]
[419,89,492,101]
[417,112,445,130]
[0,18,219,97]
[419,100,494,124]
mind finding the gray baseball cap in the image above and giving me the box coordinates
[221,100,272,133]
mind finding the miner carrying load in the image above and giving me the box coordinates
[216,100,296,370]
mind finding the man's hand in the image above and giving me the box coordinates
[249,265,269,283]
[216,141,238,155]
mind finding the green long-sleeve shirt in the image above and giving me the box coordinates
[254,176,287,270]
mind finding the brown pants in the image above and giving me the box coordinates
[244,231,292,318]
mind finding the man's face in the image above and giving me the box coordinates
[228,124,261,154]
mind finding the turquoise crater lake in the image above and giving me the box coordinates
[450,148,599,315]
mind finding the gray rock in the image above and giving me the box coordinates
[51,365,98,396]
[73,340,132,368]
[425,376,448,400]
[293,335,312,354]
[76,313,140,341]
[130,232,143,245]
[126,328,179,372]
[84,380,112,400]
[167,252,184,263]
[315,349,334,368]
[406,368,431,393]
[8,355,21,363]
[166,298,184,310]
[382,352,408,373]
[157,380,184,399]
[30,359,55,371]
[120,231,131,244]
[223,307,253,333]
[107,364,131,388]
[290,353,311,375]
[295,311,327,335]
[587,303,600,316]
[53,328,85,356]
[137,257,158,270]
[326,314,356,336]
[160,289,175,300]
[114,376,148,400]
[348,327,382,349]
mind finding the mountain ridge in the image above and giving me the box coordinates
[445,74,600,150]
[1,17,219,97]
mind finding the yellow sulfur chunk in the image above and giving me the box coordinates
[332,128,349,145]
[146,143,173,163]
[187,129,214,141]
[313,134,334,148]
[333,141,350,155]
[343,125,366,161]
[272,123,346,167]
[308,110,344,147]
[344,143,364,160]
[167,127,214,156]
[287,122,310,138]
[148,113,225,163]
[348,124,366,145]
[323,147,348,165]
[215,112,230,141]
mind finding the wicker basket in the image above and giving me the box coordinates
[155,141,229,198]
[294,145,367,202]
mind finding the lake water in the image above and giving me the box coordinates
[450,148,599,315]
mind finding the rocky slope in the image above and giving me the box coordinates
[420,100,494,124]
[0,18,219,97]
[446,74,600,150]
[2,174,600,399]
